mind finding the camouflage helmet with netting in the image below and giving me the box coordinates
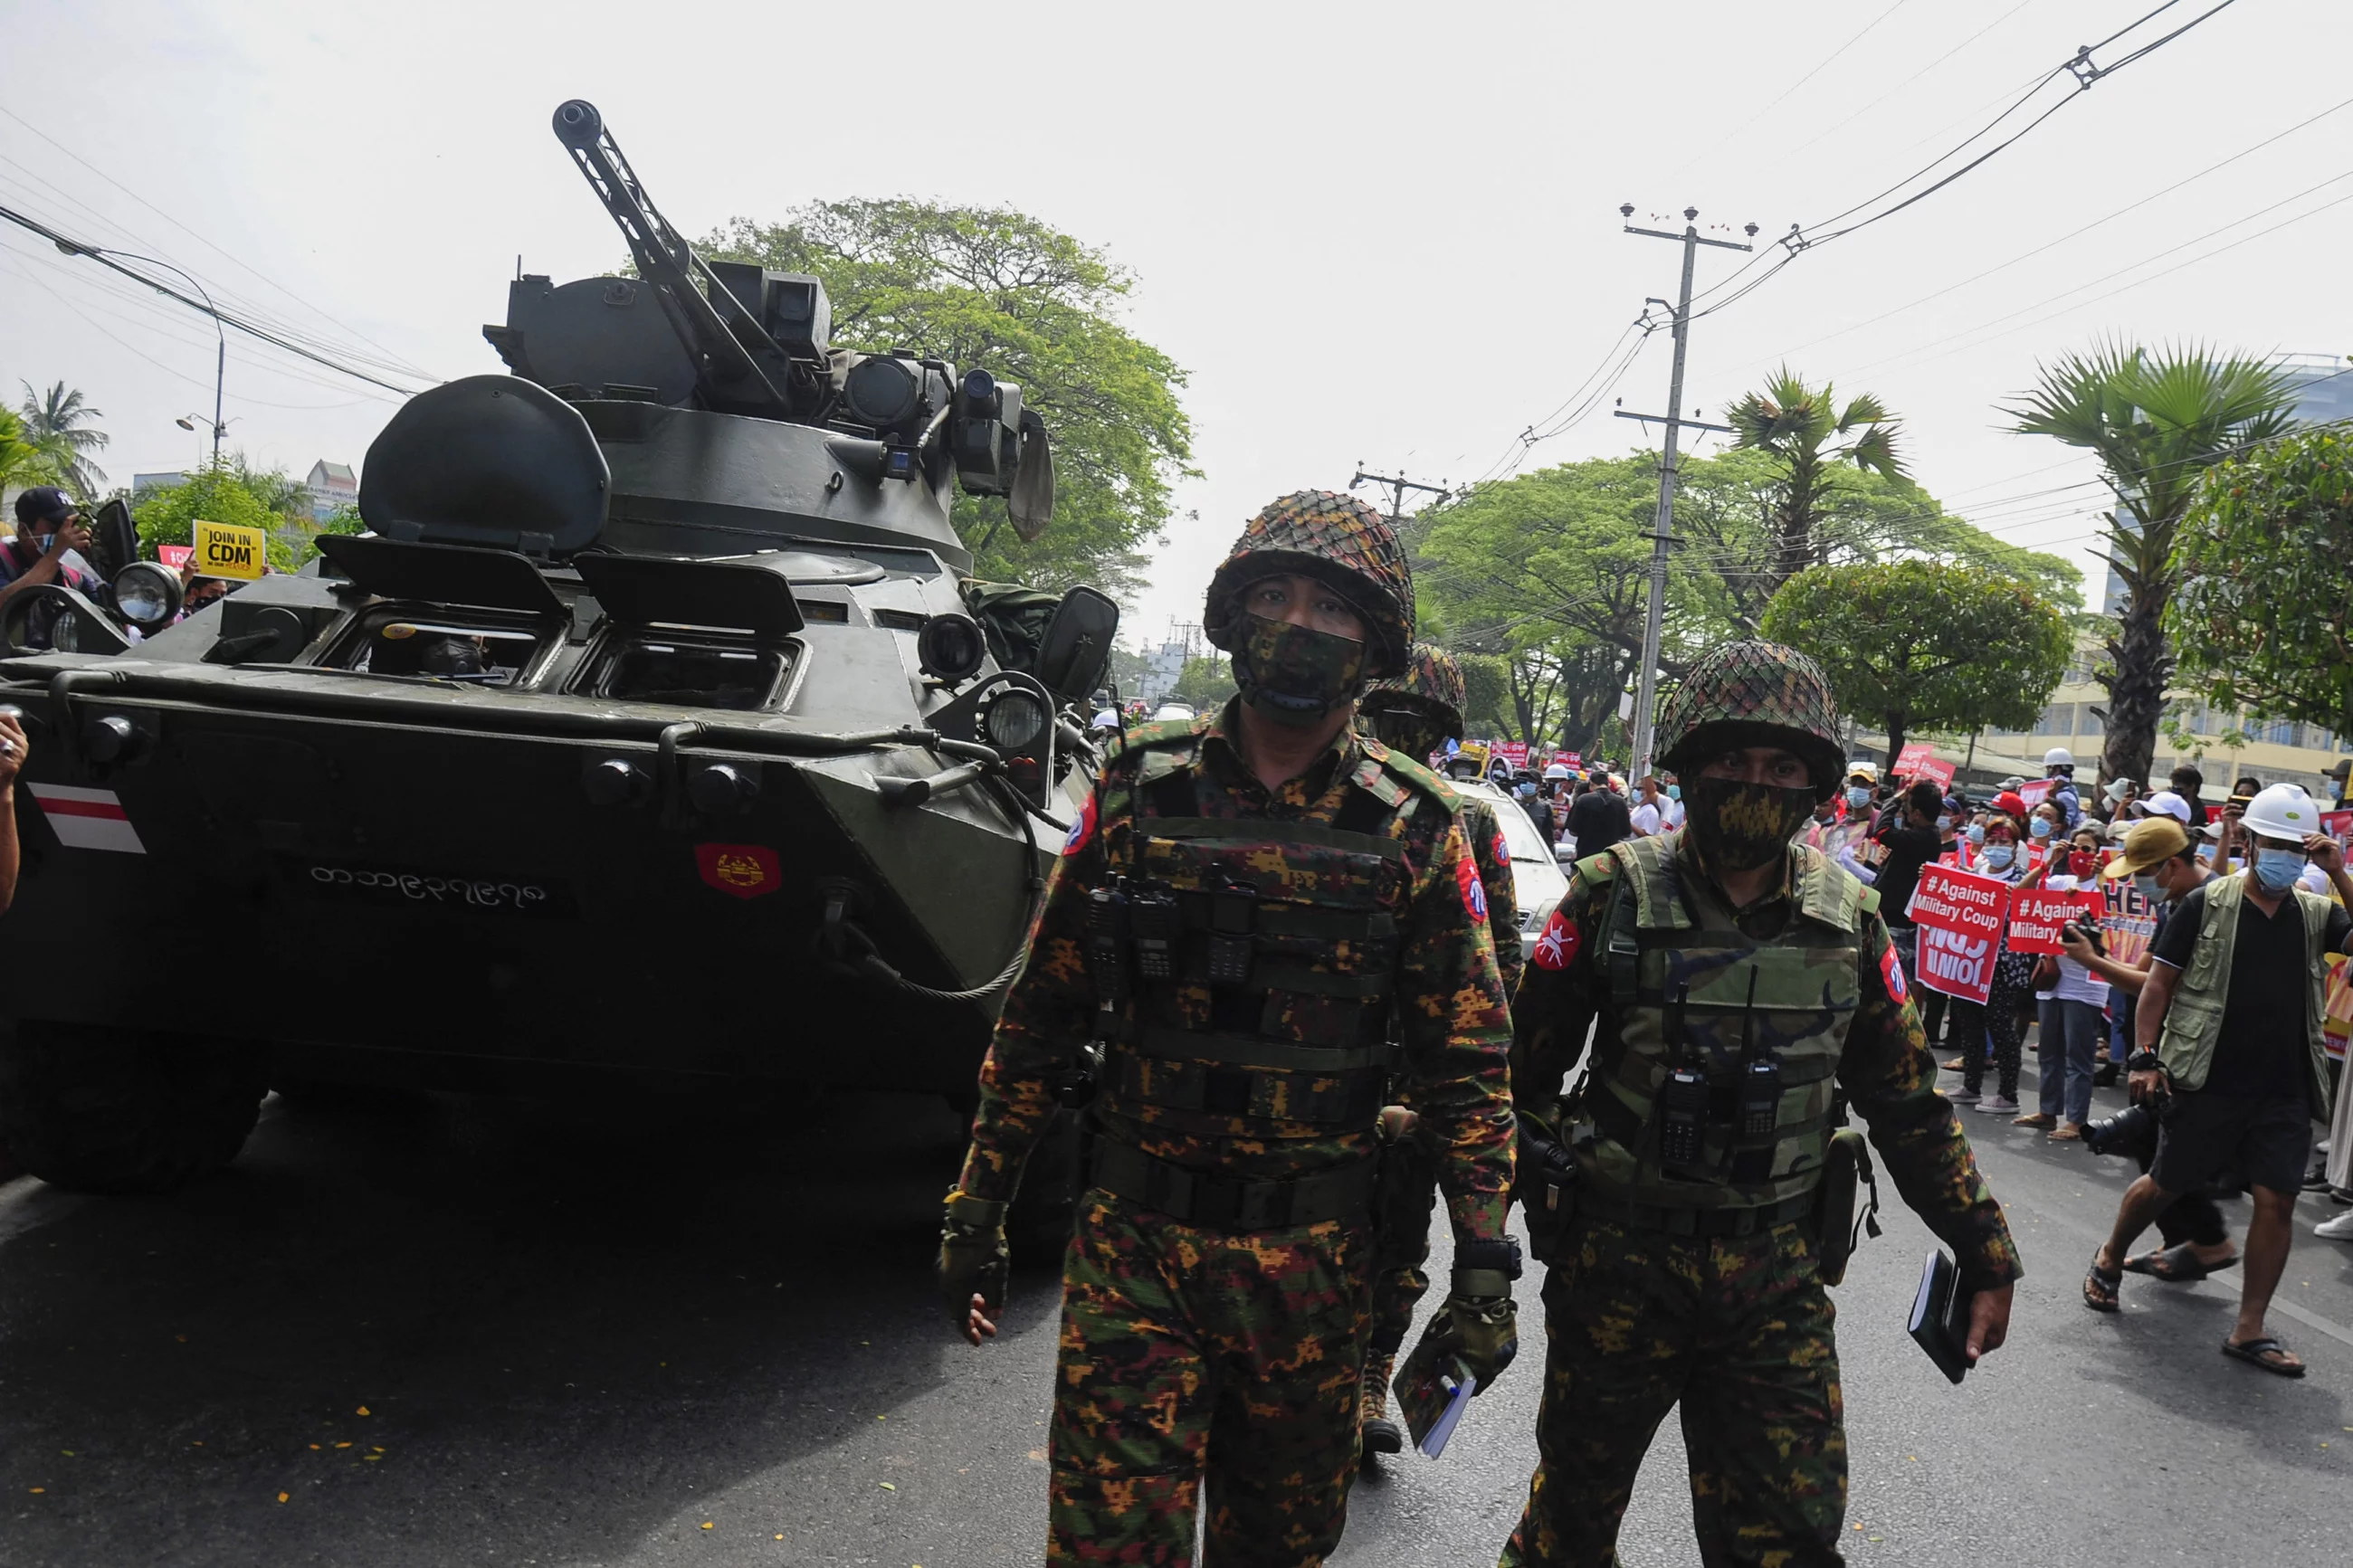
[1362,642,1468,740]
[1655,639,1843,796]
[1202,489,1414,679]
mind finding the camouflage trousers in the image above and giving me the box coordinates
[1047,1188,1375,1566]
[1500,1217,1846,1568]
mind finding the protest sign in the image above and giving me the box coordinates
[2324,809,2352,850]
[194,518,267,580]
[1893,744,1958,791]
[2007,886,2107,956]
[158,544,193,570]
[2100,884,2158,969]
[1909,863,2015,1004]
[2327,953,2353,1060]
[1894,741,1934,775]
[1495,741,1529,772]
[2018,779,2053,810]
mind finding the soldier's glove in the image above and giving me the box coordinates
[1445,1238,1523,1392]
[936,1190,1010,1335]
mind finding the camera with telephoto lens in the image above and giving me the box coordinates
[2065,916,2105,956]
[2082,1093,2167,1161]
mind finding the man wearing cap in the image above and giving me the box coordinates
[2064,817,2235,1280]
[938,491,1518,1563]
[1505,639,2018,1566]
[2082,785,2353,1376]
[0,487,105,640]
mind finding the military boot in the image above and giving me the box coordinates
[1360,1352,1404,1461]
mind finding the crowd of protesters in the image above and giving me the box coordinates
[1453,731,2353,1378]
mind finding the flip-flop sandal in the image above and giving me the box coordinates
[2083,1257,2121,1313]
[2141,1244,2239,1284]
[2221,1336,2306,1378]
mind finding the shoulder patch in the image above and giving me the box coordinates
[1532,906,1582,971]
[1100,715,1206,764]
[1574,851,1620,884]
[1858,886,1882,917]
[1373,745,1461,811]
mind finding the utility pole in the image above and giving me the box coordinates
[1616,205,1752,782]
[1349,464,1449,529]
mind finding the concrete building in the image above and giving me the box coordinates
[130,470,187,499]
[305,460,357,522]
[1136,622,1202,708]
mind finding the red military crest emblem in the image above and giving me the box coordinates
[1880,939,1909,1003]
[696,842,781,899]
[1532,908,1581,972]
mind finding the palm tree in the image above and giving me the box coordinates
[17,381,110,495]
[2004,342,2296,791]
[1728,367,1906,591]
[0,407,61,495]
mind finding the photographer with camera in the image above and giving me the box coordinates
[2062,819,2234,1278]
[0,488,102,613]
[2082,787,2353,1377]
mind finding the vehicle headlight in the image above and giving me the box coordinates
[983,687,1048,752]
[1520,898,1558,934]
[112,561,184,630]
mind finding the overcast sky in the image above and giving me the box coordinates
[5,0,2347,648]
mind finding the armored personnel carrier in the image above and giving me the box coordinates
[0,100,1113,1230]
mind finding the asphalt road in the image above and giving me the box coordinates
[5,1062,2353,1567]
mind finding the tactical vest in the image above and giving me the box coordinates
[1092,735,1438,1140]
[1570,835,1871,1216]
[2157,872,2337,1117]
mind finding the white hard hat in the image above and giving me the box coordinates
[2242,783,2322,843]
[2043,746,2075,769]
[1091,708,1119,729]
[1543,761,1570,779]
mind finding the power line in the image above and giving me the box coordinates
[0,103,436,381]
[1663,0,1915,182]
[0,202,427,396]
[1776,0,2043,166]
[1850,173,2353,375]
[1753,92,2353,367]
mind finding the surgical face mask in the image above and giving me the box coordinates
[1228,611,1367,727]
[1665,784,1681,802]
[1935,814,1953,832]
[1983,844,2016,871]
[1845,785,1871,809]
[2132,871,2164,901]
[1967,825,1986,847]
[2254,848,2308,894]
[2029,817,2053,839]
[1518,782,1537,799]
[1686,776,1818,875]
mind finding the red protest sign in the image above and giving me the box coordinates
[159,544,193,569]
[1496,741,1529,771]
[2324,809,2351,848]
[1908,863,2015,1004]
[2007,886,2106,956]
[1895,741,1933,774]
[2018,779,2053,810]
[1894,743,1956,790]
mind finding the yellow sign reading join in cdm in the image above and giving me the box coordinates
[193,518,267,580]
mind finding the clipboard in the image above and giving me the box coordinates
[1394,1324,1478,1459]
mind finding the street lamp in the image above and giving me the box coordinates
[175,413,237,461]
[53,241,226,466]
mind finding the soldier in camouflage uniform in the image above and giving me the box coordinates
[1353,642,1521,1460]
[938,491,1519,1566]
[1502,640,2021,1568]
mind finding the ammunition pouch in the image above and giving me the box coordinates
[1814,1127,1881,1287]
[1089,1138,1376,1232]
[1516,1109,1581,1263]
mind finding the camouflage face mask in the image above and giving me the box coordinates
[1231,611,1367,727]
[1361,702,1447,760]
[1685,776,1817,875]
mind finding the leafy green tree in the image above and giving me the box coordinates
[0,407,59,494]
[1169,654,1235,711]
[1415,449,2078,753]
[1758,559,2070,766]
[2005,342,2297,788]
[702,202,1194,596]
[133,462,301,571]
[1456,651,1514,738]
[2172,421,2353,742]
[17,381,109,496]
[1726,368,1905,589]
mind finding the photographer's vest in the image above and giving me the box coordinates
[1569,834,1871,1226]
[2156,872,2336,1117]
[1080,729,1453,1227]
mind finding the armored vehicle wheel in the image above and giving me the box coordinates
[1007,1109,1084,1262]
[0,1024,267,1194]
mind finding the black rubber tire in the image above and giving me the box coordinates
[1007,1108,1083,1263]
[0,1023,267,1194]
